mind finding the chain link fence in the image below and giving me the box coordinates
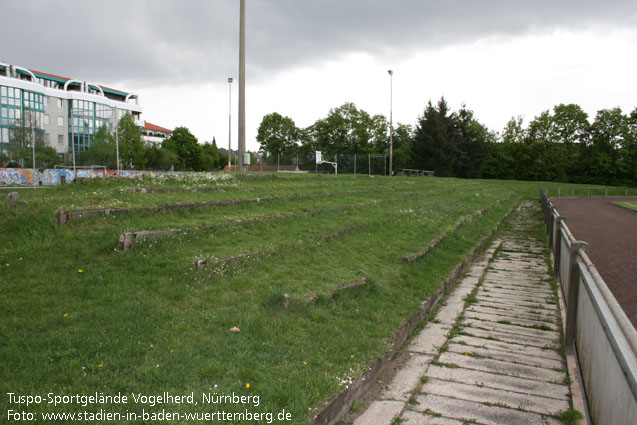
[259,152,388,175]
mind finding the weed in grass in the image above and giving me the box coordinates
[555,409,584,425]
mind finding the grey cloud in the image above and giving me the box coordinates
[2,0,635,86]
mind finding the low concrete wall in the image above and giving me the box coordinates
[0,167,152,186]
[541,190,637,425]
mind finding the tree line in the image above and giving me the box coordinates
[257,99,637,185]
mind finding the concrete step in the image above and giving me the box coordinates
[451,334,564,362]
[426,365,569,400]
[437,352,566,383]
[410,393,562,425]
[458,326,559,350]
[463,311,559,332]
[446,342,563,369]
[421,378,570,415]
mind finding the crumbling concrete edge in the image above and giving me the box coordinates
[311,198,520,425]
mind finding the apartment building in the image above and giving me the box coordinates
[0,62,142,163]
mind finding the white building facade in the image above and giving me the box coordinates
[0,62,142,163]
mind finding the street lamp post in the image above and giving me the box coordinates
[238,0,246,171]
[388,70,394,177]
[71,105,76,175]
[113,106,120,175]
[228,77,233,172]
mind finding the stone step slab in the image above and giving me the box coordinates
[421,378,570,416]
[463,311,559,332]
[426,365,569,400]
[462,318,559,341]
[446,342,563,369]
[438,352,566,383]
[459,327,559,350]
[411,393,562,425]
[451,334,563,362]
[467,305,556,323]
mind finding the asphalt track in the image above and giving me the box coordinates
[551,197,637,327]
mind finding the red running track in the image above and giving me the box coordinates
[551,197,637,327]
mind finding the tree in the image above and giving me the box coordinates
[257,113,301,157]
[588,108,630,184]
[306,103,385,155]
[410,98,457,176]
[78,125,116,167]
[118,113,146,169]
[200,139,221,170]
[163,126,202,171]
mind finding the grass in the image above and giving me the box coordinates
[613,200,637,212]
[0,173,548,423]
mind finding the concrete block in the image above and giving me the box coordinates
[7,192,18,207]
[450,334,563,362]
[426,365,569,400]
[353,400,404,425]
[408,323,450,355]
[381,355,433,401]
[437,352,566,383]
[421,378,569,415]
[462,318,559,341]
[463,311,559,332]
[412,393,562,425]
[459,326,559,349]
[401,410,465,425]
[445,342,563,369]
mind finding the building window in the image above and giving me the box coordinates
[57,117,64,127]
[43,96,48,106]
[43,114,50,125]
[58,135,64,145]
[57,99,63,108]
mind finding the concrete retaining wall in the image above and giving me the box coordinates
[541,190,637,425]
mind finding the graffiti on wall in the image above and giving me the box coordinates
[0,168,153,186]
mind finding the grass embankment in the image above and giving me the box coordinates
[2,174,546,423]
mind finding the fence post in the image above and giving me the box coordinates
[277,154,280,172]
[605,187,608,197]
[558,187,561,198]
[564,241,589,347]
[572,186,574,197]
[368,154,371,177]
[587,188,590,197]
[554,217,566,280]
[354,153,356,175]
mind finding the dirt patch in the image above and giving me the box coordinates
[552,197,637,327]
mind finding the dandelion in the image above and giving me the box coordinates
[245,383,250,389]
[98,363,103,368]
[78,269,83,273]
[303,361,308,365]
[63,313,69,317]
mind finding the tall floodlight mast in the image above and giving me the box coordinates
[388,70,394,177]
[238,0,246,171]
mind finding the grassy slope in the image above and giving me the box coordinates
[2,174,546,423]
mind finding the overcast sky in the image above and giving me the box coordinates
[3,0,636,151]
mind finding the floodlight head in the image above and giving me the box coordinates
[228,77,233,83]
[316,151,323,164]
[388,70,393,75]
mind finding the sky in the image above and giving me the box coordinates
[2,0,636,152]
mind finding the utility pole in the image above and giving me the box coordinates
[238,0,246,171]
